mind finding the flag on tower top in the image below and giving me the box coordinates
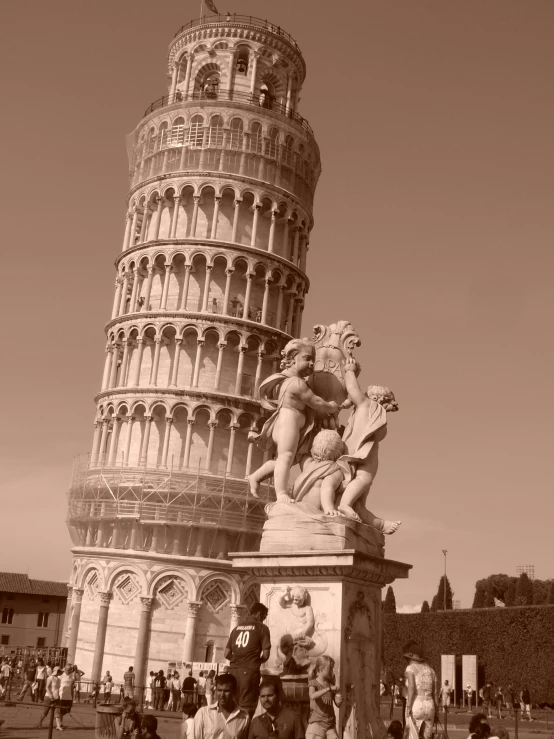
[205,0,219,13]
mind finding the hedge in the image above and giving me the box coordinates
[383,605,554,700]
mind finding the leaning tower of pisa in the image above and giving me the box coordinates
[62,14,321,692]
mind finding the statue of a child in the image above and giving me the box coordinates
[248,339,340,503]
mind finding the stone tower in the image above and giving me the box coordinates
[63,14,320,693]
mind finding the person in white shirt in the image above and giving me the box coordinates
[35,659,48,702]
[38,667,63,730]
[103,671,114,704]
[0,660,12,699]
[194,674,249,739]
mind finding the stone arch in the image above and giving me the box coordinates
[148,568,195,600]
[197,572,240,606]
[105,563,148,594]
[78,563,105,592]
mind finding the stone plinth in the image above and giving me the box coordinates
[261,501,385,557]
[231,550,411,739]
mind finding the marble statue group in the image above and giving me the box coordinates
[247,321,401,539]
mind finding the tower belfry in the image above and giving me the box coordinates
[64,14,321,687]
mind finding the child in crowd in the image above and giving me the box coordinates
[306,655,343,739]
[143,715,161,739]
[181,703,197,739]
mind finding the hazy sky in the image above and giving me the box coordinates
[1,0,553,610]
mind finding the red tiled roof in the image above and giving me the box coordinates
[0,573,68,598]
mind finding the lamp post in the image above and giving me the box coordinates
[442,549,448,610]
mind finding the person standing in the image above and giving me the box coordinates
[224,602,271,716]
[204,670,215,707]
[171,671,182,712]
[123,667,135,700]
[103,671,114,704]
[0,659,12,699]
[58,665,75,729]
[494,687,504,719]
[520,687,533,721]
[403,642,438,739]
[306,656,343,739]
[482,684,493,718]
[440,681,452,710]
[35,659,48,702]
[194,674,249,739]
[153,670,166,711]
[182,671,197,706]
[505,685,516,719]
[466,685,474,712]
[37,666,62,731]
[73,666,84,703]
[249,680,305,739]
[18,661,37,702]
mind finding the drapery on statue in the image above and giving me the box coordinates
[247,338,340,503]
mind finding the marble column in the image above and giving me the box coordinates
[134,597,154,708]
[282,217,290,256]
[160,417,173,467]
[66,588,84,663]
[160,264,172,310]
[139,416,153,465]
[249,53,259,97]
[123,416,135,465]
[231,199,241,242]
[275,286,285,329]
[108,417,122,466]
[268,211,277,252]
[131,339,145,386]
[245,437,255,477]
[61,585,73,647]
[139,203,150,242]
[118,340,130,387]
[129,206,138,247]
[149,337,162,385]
[122,213,133,252]
[229,604,246,633]
[169,195,181,238]
[183,54,193,99]
[211,196,221,239]
[152,196,164,240]
[183,420,194,468]
[179,265,192,310]
[118,273,129,315]
[170,338,182,387]
[250,204,261,246]
[190,196,200,237]
[128,268,140,313]
[261,278,270,324]
[91,592,112,683]
[90,421,103,466]
[169,64,179,102]
[214,342,226,390]
[234,346,246,395]
[206,421,217,471]
[142,267,154,311]
[112,278,123,319]
[226,425,237,475]
[182,601,202,662]
[192,339,204,387]
[98,421,110,466]
[222,269,233,314]
[242,274,253,319]
[254,351,264,393]
[201,265,213,312]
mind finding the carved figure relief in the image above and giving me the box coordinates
[275,585,328,674]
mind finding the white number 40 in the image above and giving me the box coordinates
[235,631,250,648]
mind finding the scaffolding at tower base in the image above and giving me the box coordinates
[67,456,274,558]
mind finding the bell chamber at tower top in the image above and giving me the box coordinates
[125,14,321,224]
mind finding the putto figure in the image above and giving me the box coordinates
[338,357,400,533]
[248,339,339,503]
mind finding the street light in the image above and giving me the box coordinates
[442,549,448,610]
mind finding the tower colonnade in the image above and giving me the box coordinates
[65,14,320,690]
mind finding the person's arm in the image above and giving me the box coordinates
[114,715,124,739]
[279,587,292,608]
[260,625,271,663]
[193,708,204,739]
[296,379,339,415]
[343,359,366,407]
[406,671,416,715]
[224,631,233,661]
[309,684,333,700]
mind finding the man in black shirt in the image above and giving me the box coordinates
[249,680,304,739]
[153,670,166,711]
[182,671,197,706]
[225,602,271,716]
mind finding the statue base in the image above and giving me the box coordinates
[231,549,411,739]
[261,501,385,557]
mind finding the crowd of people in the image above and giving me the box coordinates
[1,607,542,739]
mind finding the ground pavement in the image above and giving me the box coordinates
[0,700,552,739]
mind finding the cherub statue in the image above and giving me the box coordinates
[293,429,401,534]
[248,339,340,503]
[279,585,315,640]
[338,357,401,534]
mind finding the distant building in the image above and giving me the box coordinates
[516,564,535,579]
[453,599,462,610]
[0,573,68,653]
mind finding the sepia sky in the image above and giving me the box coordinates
[0,0,553,610]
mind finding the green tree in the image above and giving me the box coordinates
[547,583,554,605]
[433,575,454,610]
[472,584,486,609]
[515,573,533,606]
[421,600,430,613]
[384,586,397,613]
[505,581,517,607]
[474,574,514,604]
[484,590,495,608]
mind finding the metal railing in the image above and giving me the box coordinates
[173,14,302,52]
[143,89,314,137]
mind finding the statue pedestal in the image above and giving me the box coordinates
[231,549,411,739]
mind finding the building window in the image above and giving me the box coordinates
[0,635,9,646]
[1,608,14,624]
[37,612,49,628]
[37,637,46,648]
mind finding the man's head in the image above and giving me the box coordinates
[445,681,449,686]
[128,667,133,673]
[106,671,111,676]
[215,674,237,711]
[182,703,197,718]
[249,602,268,622]
[142,715,158,736]
[222,666,230,674]
[188,670,193,677]
[259,680,280,715]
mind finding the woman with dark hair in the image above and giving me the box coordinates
[403,642,438,739]
[467,713,489,738]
